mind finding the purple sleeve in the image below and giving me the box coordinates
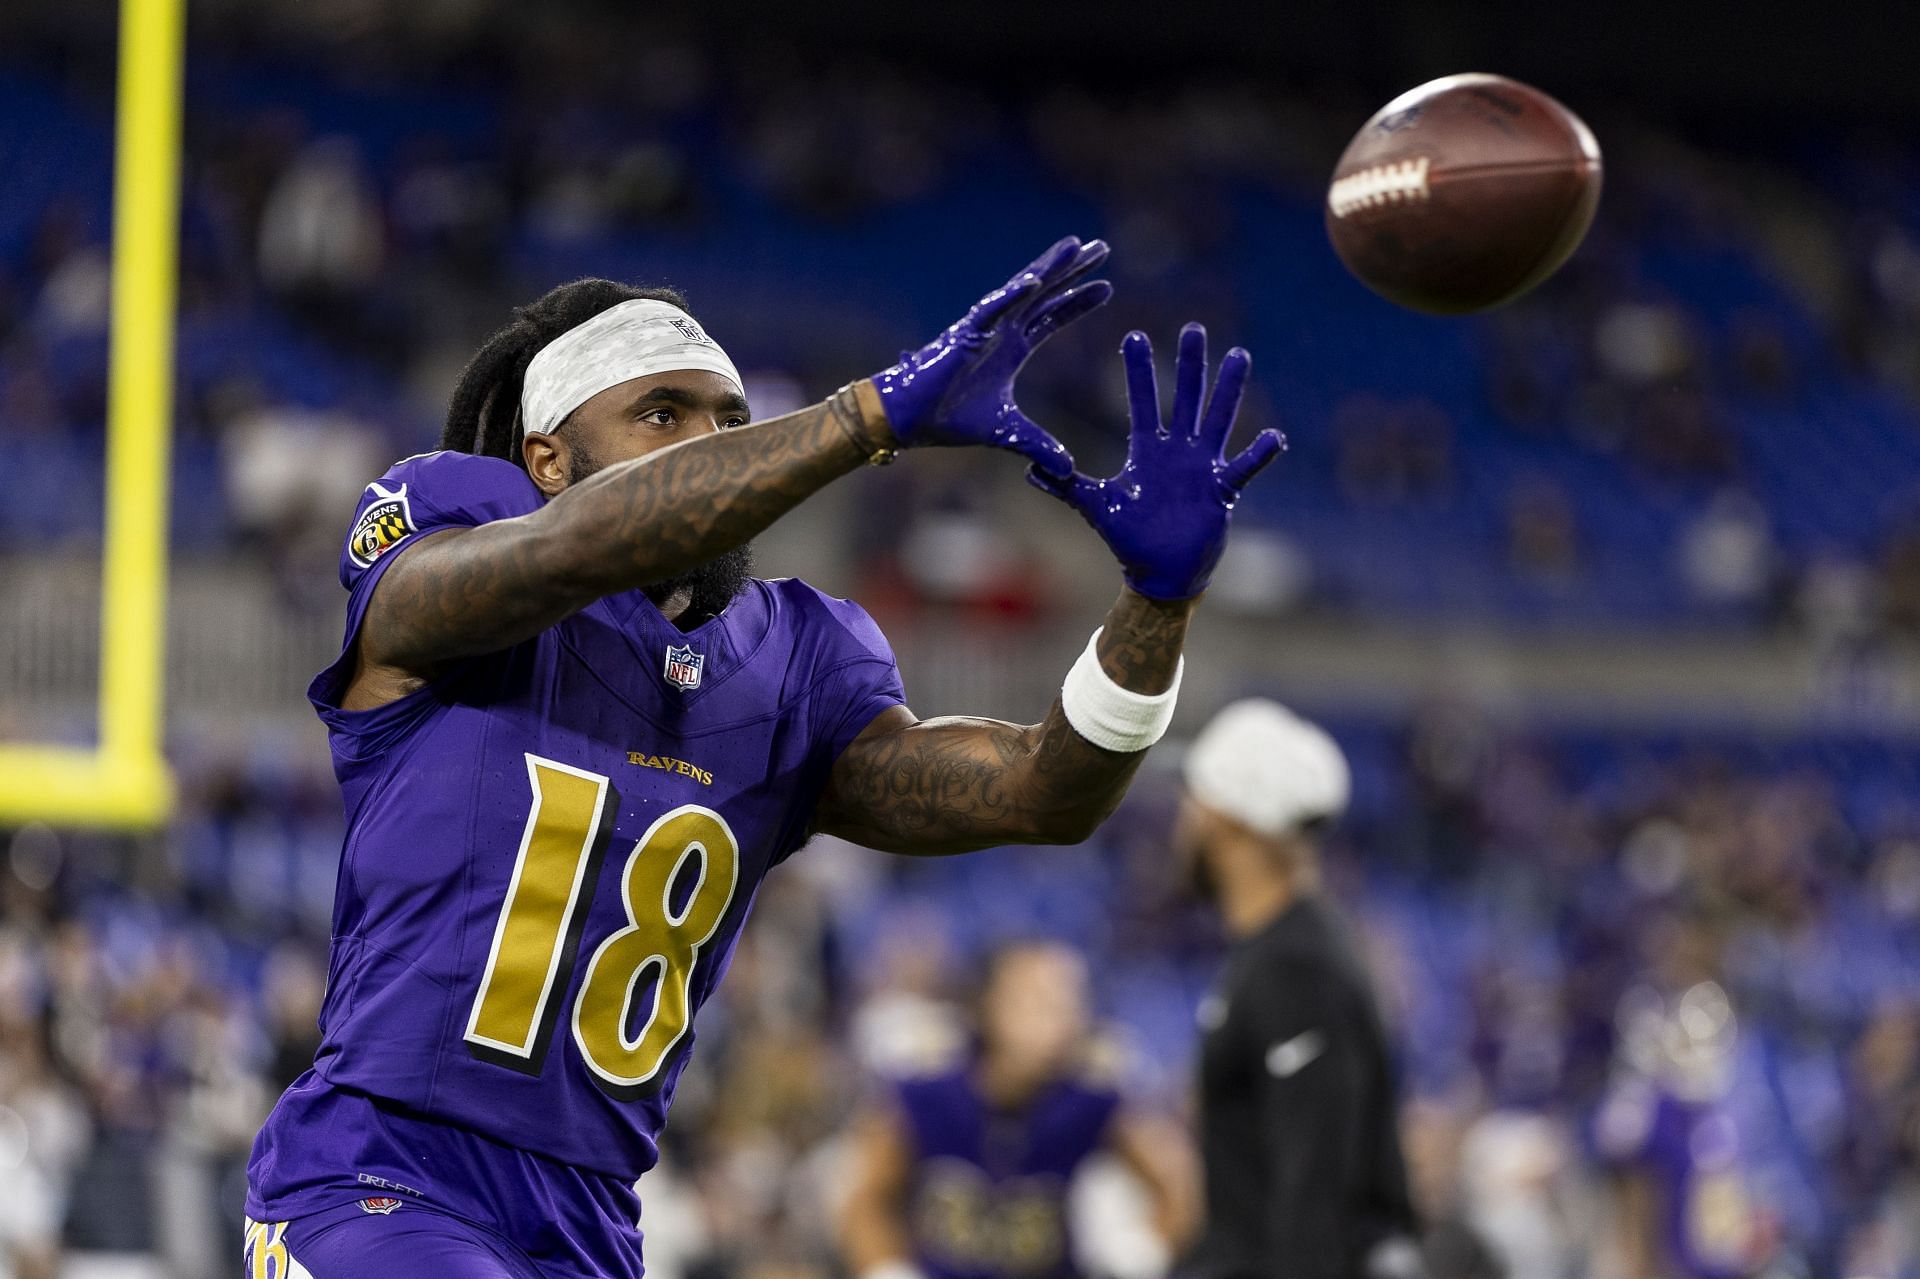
[308,451,542,717]
[770,588,908,864]
[809,595,908,764]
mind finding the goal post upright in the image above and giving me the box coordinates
[0,0,184,830]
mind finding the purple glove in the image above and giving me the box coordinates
[871,236,1112,479]
[1026,323,1285,600]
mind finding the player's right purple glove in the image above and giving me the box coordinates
[1025,323,1285,600]
[869,236,1111,479]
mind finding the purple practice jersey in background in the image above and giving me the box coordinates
[1599,1082,1760,1279]
[897,1065,1120,1279]
[247,451,904,1241]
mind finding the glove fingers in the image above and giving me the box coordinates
[996,409,1076,480]
[974,236,1097,331]
[1171,322,1208,437]
[1222,428,1287,491]
[1050,239,1111,293]
[1121,331,1162,440]
[1016,235,1084,290]
[1024,280,1113,346]
[968,270,1047,330]
[1006,238,1109,330]
[1199,346,1253,448]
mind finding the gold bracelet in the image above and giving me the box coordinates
[830,381,899,466]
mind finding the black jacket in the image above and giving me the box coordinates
[1184,895,1418,1279]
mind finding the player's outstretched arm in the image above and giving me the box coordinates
[815,325,1284,853]
[817,589,1190,851]
[354,238,1110,691]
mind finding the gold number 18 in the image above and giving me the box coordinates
[463,753,739,1095]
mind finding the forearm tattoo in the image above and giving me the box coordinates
[1093,588,1192,694]
[820,590,1195,853]
[365,397,874,671]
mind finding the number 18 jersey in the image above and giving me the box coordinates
[246,451,904,1237]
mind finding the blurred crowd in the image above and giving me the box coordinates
[5,16,1920,631]
[3,711,1920,1277]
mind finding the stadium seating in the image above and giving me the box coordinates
[6,61,1920,633]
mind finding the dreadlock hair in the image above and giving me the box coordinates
[441,278,693,470]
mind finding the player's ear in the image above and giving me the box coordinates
[522,430,568,496]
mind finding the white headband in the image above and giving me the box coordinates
[1183,699,1351,836]
[519,298,744,436]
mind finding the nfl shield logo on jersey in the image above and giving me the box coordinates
[663,644,704,691]
[358,1197,402,1215]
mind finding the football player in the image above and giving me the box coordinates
[243,237,1281,1277]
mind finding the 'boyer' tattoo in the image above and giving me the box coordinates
[356,386,1195,854]
[815,591,1194,855]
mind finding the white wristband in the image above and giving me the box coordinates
[1060,627,1182,752]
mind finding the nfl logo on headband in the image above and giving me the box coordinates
[669,317,713,345]
[663,644,704,691]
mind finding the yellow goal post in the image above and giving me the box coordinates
[0,0,184,829]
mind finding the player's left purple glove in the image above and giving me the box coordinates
[870,236,1112,479]
[1026,323,1285,601]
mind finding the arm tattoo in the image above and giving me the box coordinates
[364,394,878,676]
[1093,588,1191,694]
[818,590,1195,854]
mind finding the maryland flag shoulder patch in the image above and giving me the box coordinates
[348,482,417,569]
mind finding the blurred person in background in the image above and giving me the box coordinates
[0,1017,85,1279]
[1451,1107,1587,1279]
[1838,997,1920,1277]
[1175,700,1424,1279]
[837,939,1199,1279]
[1594,910,1816,1279]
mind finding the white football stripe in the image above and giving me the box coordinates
[1328,157,1432,218]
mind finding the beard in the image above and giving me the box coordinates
[649,542,754,621]
[568,442,754,622]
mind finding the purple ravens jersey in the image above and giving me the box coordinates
[896,1066,1120,1279]
[1598,1080,1766,1279]
[247,451,904,1263]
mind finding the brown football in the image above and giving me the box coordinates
[1326,73,1602,314]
